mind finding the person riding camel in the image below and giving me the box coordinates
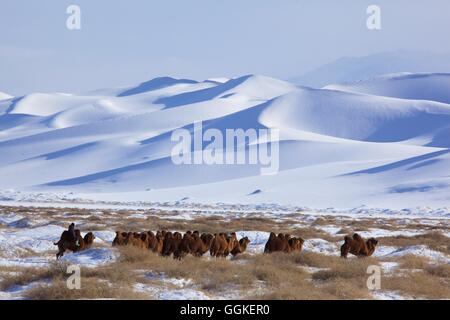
[68,223,79,246]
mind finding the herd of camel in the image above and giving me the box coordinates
[54,224,379,260]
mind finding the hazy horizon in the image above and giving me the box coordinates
[2,0,450,95]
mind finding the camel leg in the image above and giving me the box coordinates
[340,244,349,258]
[56,250,64,259]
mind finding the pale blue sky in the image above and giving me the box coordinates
[1,0,450,95]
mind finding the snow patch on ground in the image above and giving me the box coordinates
[0,213,24,225]
[314,226,343,235]
[59,247,118,267]
[0,280,49,300]
[157,288,210,300]
[303,238,339,255]
[358,228,424,238]
[141,271,194,287]
[133,271,210,300]
[0,224,65,255]
[134,282,210,300]
[92,230,116,244]
[371,290,412,300]
[300,266,331,273]
[0,255,52,268]
[381,245,450,263]
[235,230,270,253]
[316,225,425,238]
[1,191,450,219]
[379,262,400,274]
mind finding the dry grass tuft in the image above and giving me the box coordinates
[311,258,377,281]
[0,263,68,291]
[425,264,450,278]
[383,272,450,299]
[380,232,449,255]
[396,255,431,270]
[116,246,254,292]
[24,278,148,300]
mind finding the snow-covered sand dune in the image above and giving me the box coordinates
[0,74,449,209]
[0,92,13,101]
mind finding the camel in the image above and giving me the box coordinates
[288,237,304,253]
[175,232,214,259]
[112,231,128,246]
[264,232,289,253]
[340,233,378,258]
[210,233,229,257]
[162,232,182,256]
[230,237,251,257]
[54,230,95,259]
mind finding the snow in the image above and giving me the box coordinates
[379,262,399,274]
[299,266,331,273]
[59,248,118,267]
[0,73,449,209]
[314,225,425,238]
[314,226,343,235]
[0,255,52,268]
[371,290,411,300]
[0,213,24,225]
[0,92,13,101]
[292,51,450,88]
[0,215,117,268]
[2,192,449,219]
[303,238,339,256]
[6,217,33,228]
[157,288,210,300]
[372,246,399,257]
[356,228,424,238]
[235,230,270,253]
[133,271,210,300]
[0,224,65,255]
[380,245,450,263]
[142,272,194,287]
[133,282,210,300]
[92,230,116,244]
[0,205,447,300]
[0,280,49,300]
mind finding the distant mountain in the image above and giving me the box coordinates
[291,51,450,88]
[325,72,450,104]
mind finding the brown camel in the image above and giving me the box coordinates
[54,230,95,259]
[340,233,378,258]
[230,237,251,256]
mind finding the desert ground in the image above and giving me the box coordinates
[0,203,449,300]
